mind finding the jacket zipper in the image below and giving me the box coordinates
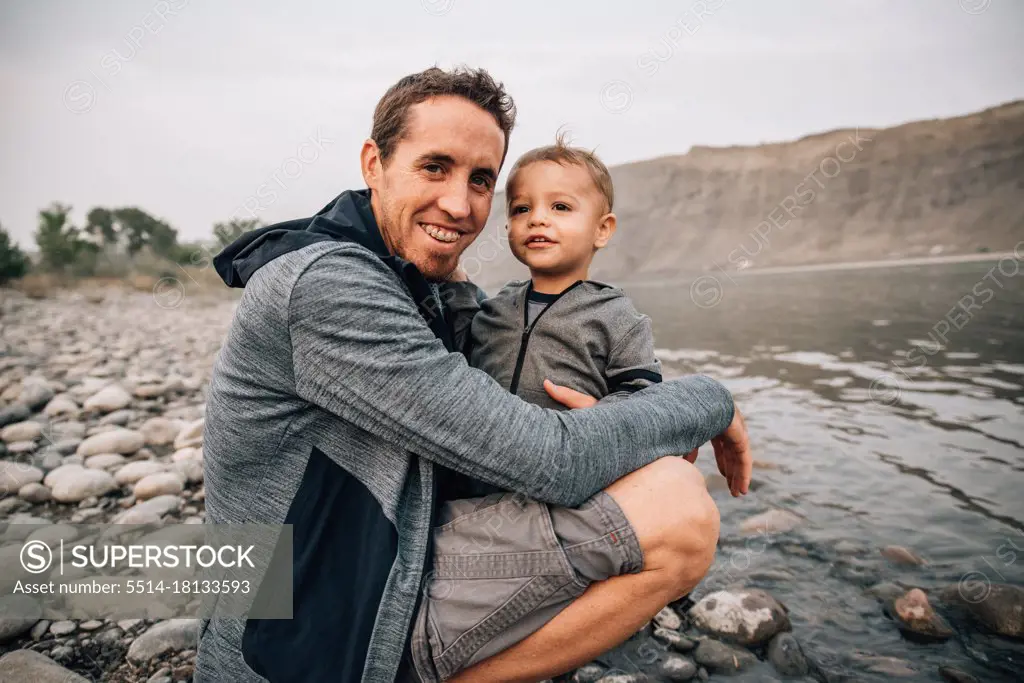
[508,280,585,395]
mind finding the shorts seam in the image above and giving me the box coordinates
[411,601,439,683]
[561,527,633,554]
[594,492,645,574]
[433,549,567,576]
[434,549,566,561]
[434,494,531,533]
[591,491,619,532]
[545,506,591,593]
[594,494,631,571]
[434,574,576,679]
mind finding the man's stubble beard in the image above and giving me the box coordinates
[377,198,457,282]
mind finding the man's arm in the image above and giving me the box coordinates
[289,245,735,508]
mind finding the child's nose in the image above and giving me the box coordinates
[529,209,550,226]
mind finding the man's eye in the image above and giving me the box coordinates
[470,174,492,189]
[424,164,443,174]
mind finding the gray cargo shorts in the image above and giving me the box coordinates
[409,490,644,682]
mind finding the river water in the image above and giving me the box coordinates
[624,259,1024,681]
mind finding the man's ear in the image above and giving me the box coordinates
[594,212,617,249]
[360,139,383,189]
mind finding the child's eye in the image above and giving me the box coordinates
[553,203,570,211]
[510,205,528,215]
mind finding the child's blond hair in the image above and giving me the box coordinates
[505,131,614,213]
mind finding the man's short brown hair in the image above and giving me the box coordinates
[371,66,517,165]
[505,131,614,213]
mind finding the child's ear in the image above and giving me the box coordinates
[594,213,617,249]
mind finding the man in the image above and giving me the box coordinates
[198,66,751,683]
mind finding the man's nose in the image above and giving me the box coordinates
[437,181,471,221]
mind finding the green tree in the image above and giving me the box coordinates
[34,203,98,275]
[0,223,30,284]
[83,205,180,259]
[111,207,179,258]
[84,207,116,244]
[213,217,263,248]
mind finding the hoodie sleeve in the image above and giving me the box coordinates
[288,245,734,508]
[439,280,487,358]
[598,309,663,405]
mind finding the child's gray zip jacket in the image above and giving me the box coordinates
[446,278,663,411]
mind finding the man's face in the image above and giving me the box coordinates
[363,95,505,280]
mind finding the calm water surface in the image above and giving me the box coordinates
[626,260,1023,682]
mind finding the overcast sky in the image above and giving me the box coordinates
[1,0,1022,247]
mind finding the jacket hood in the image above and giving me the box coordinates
[213,189,388,288]
[213,188,457,352]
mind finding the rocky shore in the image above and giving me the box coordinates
[0,287,224,681]
[1,287,1021,682]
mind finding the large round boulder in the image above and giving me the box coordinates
[939,582,1023,640]
[688,588,791,646]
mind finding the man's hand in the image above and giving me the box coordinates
[543,379,598,408]
[712,406,752,497]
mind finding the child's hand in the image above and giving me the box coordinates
[543,379,597,408]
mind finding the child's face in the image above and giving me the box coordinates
[506,161,615,276]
